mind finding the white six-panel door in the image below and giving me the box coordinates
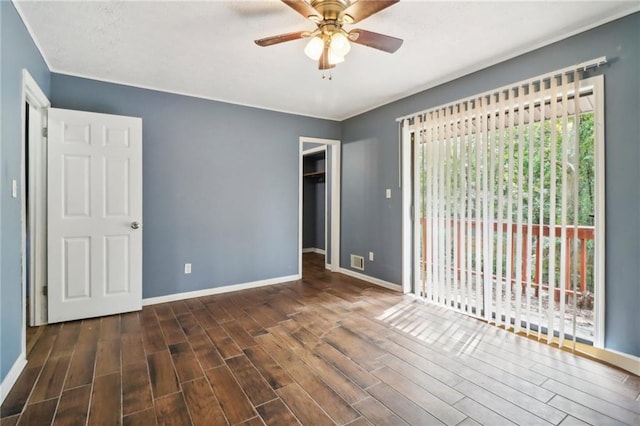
[47,108,142,323]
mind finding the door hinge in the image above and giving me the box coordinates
[42,127,48,138]
[42,286,48,296]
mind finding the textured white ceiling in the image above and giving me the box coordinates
[14,1,639,120]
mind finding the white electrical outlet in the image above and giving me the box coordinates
[11,180,17,198]
[369,252,374,261]
[184,263,192,274]
[386,188,391,199]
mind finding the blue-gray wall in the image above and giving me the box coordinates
[341,12,640,356]
[50,73,340,300]
[0,1,50,382]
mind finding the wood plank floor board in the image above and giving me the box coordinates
[190,308,219,330]
[122,361,154,415]
[3,254,639,426]
[352,397,409,426]
[205,326,243,359]
[187,333,225,370]
[222,321,258,349]
[276,383,334,426]
[205,301,235,324]
[366,382,445,425]
[52,384,91,426]
[29,354,71,403]
[558,415,591,425]
[99,315,121,341]
[16,399,57,426]
[226,355,277,407]
[0,415,19,426]
[159,318,187,346]
[182,377,228,426]
[235,313,267,337]
[123,408,158,426]
[48,322,81,358]
[168,342,204,383]
[377,354,464,405]
[147,351,180,399]
[531,362,640,402]
[386,332,555,402]
[154,393,192,426]
[88,372,121,426]
[175,312,205,338]
[273,350,360,425]
[23,332,56,368]
[121,312,142,335]
[205,365,256,424]
[243,346,294,390]
[255,399,300,425]
[548,395,628,426]
[95,338,121,377]
[153,304,175,322]
[0,366,42,417]
[169,301,190,317]
[142,319,168,354]
[454,380,553,425]
[453,397,515,426]
[314,343,380,390]
[379,338,464,387]
[372,366,466,425]
[121,333,147,367]
[542,379,640,424]
[323,327,385,372]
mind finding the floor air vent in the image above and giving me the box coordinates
[350,254,365,271]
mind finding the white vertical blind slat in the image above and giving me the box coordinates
[514,85,526,333]
[495,91,506,327]
[505,89,516,330]
[559,73,570,346]
[571,71,582,349]
[525,82,537,335]
[547,74,559,344]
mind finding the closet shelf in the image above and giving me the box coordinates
[303,171,325,179]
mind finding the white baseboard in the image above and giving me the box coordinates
[142,274,301,306]
[1,353,27,405]
[588,347,640,376]
[339,268,402,292]
[302,247,326,255]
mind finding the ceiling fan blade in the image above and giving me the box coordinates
[349,28,403,53]
[255,31,307,47]
[281,0,321,20]
[318,45,335,70]
[340,0,399,24]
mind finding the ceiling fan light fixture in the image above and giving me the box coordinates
[328,50,344,65]
[330,31,351,56]
[304,36,324,60]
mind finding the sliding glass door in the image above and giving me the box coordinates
[408,75,605,348]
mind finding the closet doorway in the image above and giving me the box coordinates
[298,137,341,276]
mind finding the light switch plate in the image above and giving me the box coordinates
[11,180,17,198]
[386,189,391,199]
[184,263,192,274]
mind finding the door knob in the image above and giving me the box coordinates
[131,221,141,230]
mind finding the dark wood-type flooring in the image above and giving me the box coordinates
[2,253,639,425]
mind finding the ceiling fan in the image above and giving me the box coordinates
[255,0,403,70]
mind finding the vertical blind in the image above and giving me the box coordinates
[403,62,603,348]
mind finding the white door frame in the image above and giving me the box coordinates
[21,69,50,336]
[298,137,341,275]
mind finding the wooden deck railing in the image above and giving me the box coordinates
[420,218,595,299]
